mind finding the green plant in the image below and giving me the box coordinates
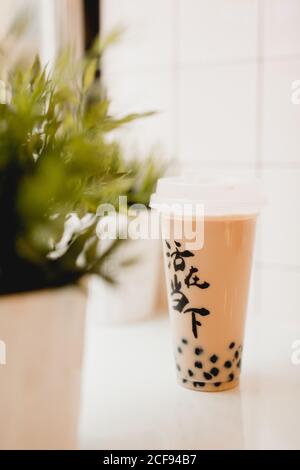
[0,26,164,295]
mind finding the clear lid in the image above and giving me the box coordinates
[150,173,265,216]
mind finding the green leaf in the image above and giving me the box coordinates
[30,55,41,86]
[120,255,140,268]
[83,59,97,92]
[90,27,124,57]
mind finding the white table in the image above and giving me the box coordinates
[79,310,300,450]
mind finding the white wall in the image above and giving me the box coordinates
[0,0,58,66]
[0,0,83,66]
[0,0,41,53]
[102,0,300,325]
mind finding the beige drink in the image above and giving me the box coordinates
[163,215,256,391]
[151,174,262,392]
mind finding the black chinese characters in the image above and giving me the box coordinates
[166,240,210,339]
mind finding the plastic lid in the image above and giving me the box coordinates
[150,173,264,216]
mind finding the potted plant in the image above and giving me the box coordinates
[0,26,161,449]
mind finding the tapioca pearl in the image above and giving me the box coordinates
[210,367,219,377]
[234,350,239,359]
[188,369,194,377]
[193,381,205,388]
[176,364,181,372]
[237,359,241,369]
[229,342,235,349]
[210,354,218,363]
[203,372,212,380]
[195,347,204,356]
[182,378,187,384]
[228,373,234,382]
[214,382,221,387]
[224,360,232,369]
[177,346,182,354]
[194,361,203,369]
[182,338,188,345]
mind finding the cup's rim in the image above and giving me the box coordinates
[150,173,265,216]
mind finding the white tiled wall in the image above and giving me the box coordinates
[102,0,300,320]
[106,68,175,158]
[178,0,258,63]
[263,0,300,58]
[102,0,173,70]
[262,60,300,163]
[178,64,257,165]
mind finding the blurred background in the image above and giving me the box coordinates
[101,0,300,328]
[1,1,299,322]
[0,0,300,450]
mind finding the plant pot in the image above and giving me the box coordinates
[0,285,86,450]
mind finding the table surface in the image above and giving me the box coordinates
[79,309,300,450]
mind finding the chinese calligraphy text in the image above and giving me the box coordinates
[166,240,211,339]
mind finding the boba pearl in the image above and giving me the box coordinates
[182,379,187,384]
[210,367,219,377]
[176,364,181,372]
[214,382,221,387]
[177,346,182,354]
[234,350,239,359]
[194,361,203,369]
[182,338,188,345]
[188,369,194,377]
[210,354,218,363]
[229,342,235,349]
[193,382,205,388]
[203,372,212,380]
[195,347,204,356]
[228,373,234,382]
[224,360,232,368]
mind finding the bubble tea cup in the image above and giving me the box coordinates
[150,175,263,392]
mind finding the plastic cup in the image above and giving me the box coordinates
[150,174,263,392]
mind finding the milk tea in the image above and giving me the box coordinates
[163,215,256,392]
